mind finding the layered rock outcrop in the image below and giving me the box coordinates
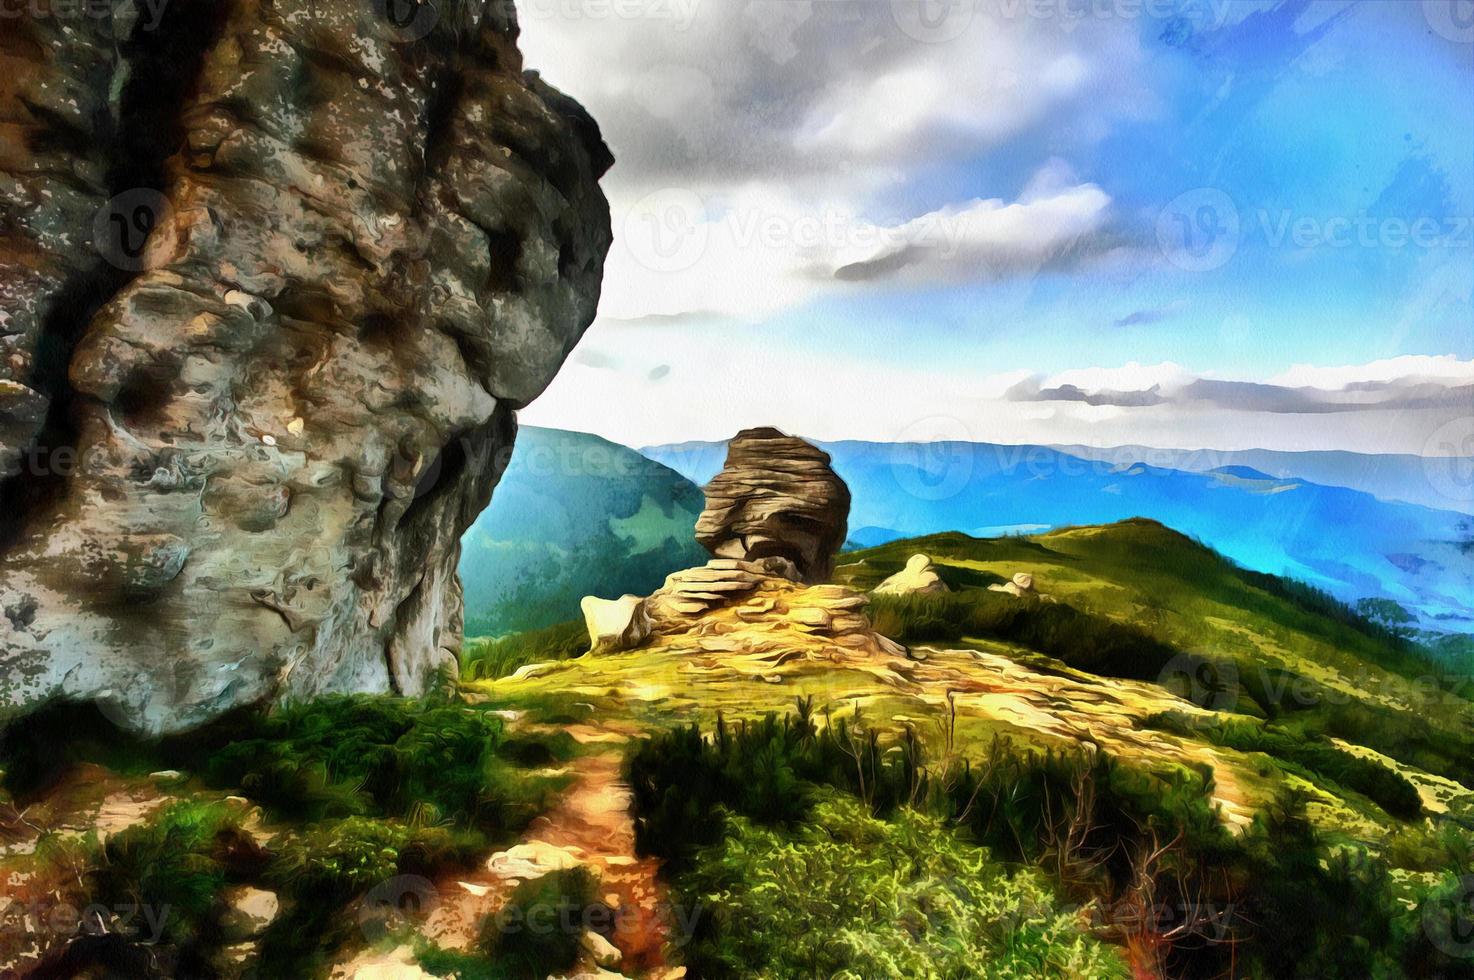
[641,557,910,673]
[0,1,612,733]
[578,432,901,670]
[694,427,849,583]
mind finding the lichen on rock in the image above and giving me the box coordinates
[0,0,612,734]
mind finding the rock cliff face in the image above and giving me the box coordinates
[694,428,850,584]
[0,1,612,733]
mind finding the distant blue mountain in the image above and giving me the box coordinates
[1052,444,1472,516]
[641,438,1474,633]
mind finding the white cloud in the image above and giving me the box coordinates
[599,174,1114,322]
[1268,354,1474,389]
[1039,362,1198,394]
[517,0,1150,323]
[526,346,1474,456]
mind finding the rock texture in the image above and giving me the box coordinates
[640,558,911,673]
[989,572,1039,597]
[873,554,950,596]
[581,595,651,654]
[694,428,849,584]
[0,1,612,733]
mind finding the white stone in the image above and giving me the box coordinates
[873,554,949,596]
[581,595,651,653]
[220,886,279,941]
[581,929,623,969]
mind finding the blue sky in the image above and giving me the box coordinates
[517,0,1472,452]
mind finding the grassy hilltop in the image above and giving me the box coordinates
[5,520,1472,978]
[471,519,1474,978]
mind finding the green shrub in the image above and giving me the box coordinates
[869,590,1180,681]
[89,801,247,948]
[479,867,601,978]
[258,817,484,976]
[461,619,589,681]
[628,701,1474,979]
[200,696,562,829]
[626,698,927,872]
[681,791,1127,979]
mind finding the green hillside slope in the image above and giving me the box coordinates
[459,427,707,636]
[469,519,1474,977]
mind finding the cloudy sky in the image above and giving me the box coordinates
[515,0,1473,455]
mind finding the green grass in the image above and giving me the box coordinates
[1146,711,1423,820]
[460,619,589,681]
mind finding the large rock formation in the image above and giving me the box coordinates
[0,1,612,733]
[694,428,850,584]
[640,557,911,671]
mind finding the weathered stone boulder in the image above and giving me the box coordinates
[220,886,279,942]
[694,428,850,584]
[873,555,950,596]
[580,595,651,654]
[989,572,1039,597]
[0,1,612,733]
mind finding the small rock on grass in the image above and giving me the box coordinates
[581,929,622,968]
